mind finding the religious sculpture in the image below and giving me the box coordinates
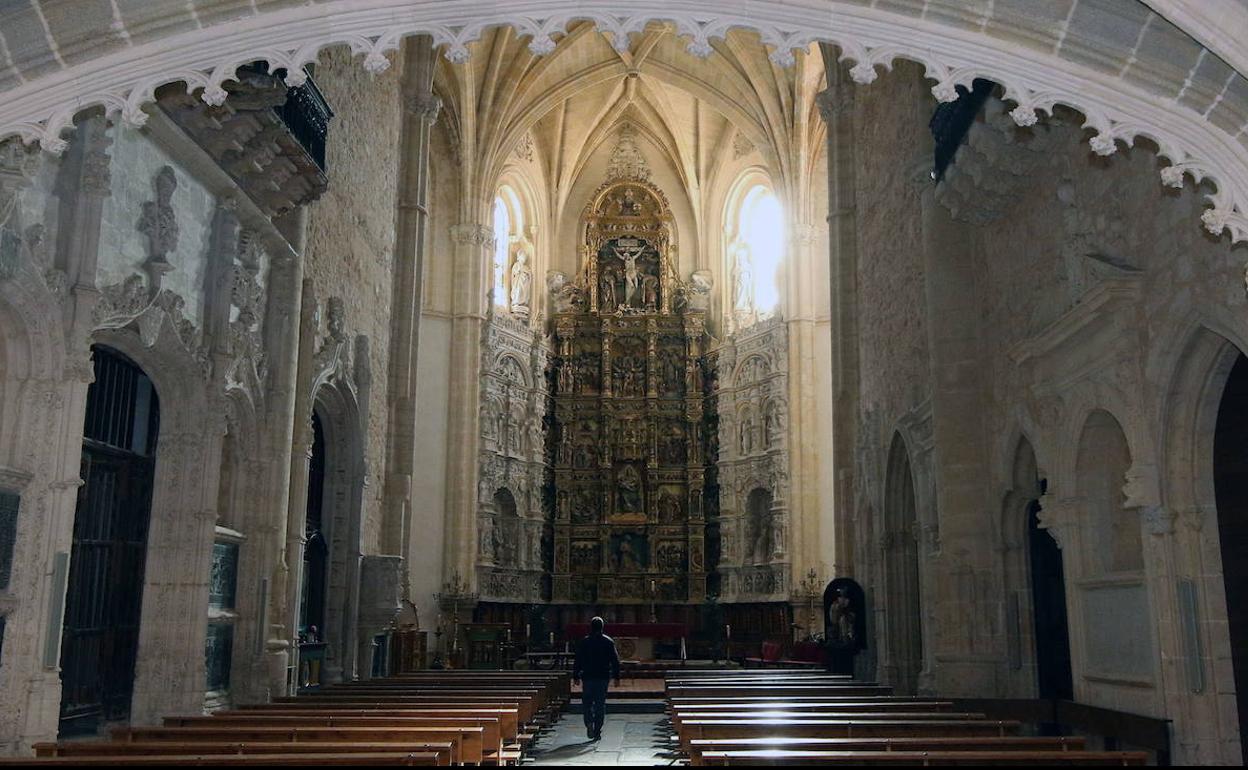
[614,241,645,306]
[730,238,754,316]
[509,247,532,315]
[617,465,643,513]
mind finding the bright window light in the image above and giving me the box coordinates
[739,185,784,316]
[492,196,510,308]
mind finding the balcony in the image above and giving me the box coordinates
[157,63,334,218]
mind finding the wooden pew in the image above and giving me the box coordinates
[114,725,485,765]
[667,685,896,699]
[0,753,447,766]
[698,749,1148,765]
[675,719,1021,752]
[671,709,979,728]
[685,736,1088,766]
[269,695,538,725]
[32,742,454,765]
[161,715,505,763]
[216,707,520,743]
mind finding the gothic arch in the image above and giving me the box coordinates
[881,430,924,695]
[1000,434,1043,696]
[89,322,225,724]
[1159,324,1248,755]
[307,374,367,684]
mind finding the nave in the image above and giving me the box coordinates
[0,668,1162,766]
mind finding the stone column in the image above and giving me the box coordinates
[913,167,1005,694]
[816,50,861,580]
[442,224,492,588]
[384,36,440,593]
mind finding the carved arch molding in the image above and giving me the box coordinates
[0,2,1247,243]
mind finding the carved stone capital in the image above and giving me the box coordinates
[450,223,495,250]
[815,87,852,122]
[405,92,442,124]
[1035,494,1075,549]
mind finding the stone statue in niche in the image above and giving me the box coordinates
[600,270,617,309]
[617,465,643,513]
[643,275,658,309]
[478,515,495,558]
[730,238,754,314]
[658,491,682,524]
[509,247,532,315]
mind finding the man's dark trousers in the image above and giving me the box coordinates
[582,678,609,737]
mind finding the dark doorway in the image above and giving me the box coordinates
[59,346,160,735]
[300,411,328,641]
[1028,495,1073,700]
[1214,353,1248,756]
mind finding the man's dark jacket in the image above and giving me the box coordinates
[573,632,621,680]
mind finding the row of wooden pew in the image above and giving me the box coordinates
[5,671,570,766]
[664,669,1149,766]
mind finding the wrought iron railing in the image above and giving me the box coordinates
[239,63,334,171]
[928,78,995,182]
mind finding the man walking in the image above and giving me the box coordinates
[572,616,621,741]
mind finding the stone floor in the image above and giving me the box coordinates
[527,712,675,766]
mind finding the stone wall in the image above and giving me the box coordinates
[848,59,1248,762]
[303,45,403,555]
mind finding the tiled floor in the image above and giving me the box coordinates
[528,712,675,766]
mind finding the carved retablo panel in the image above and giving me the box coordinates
[549,175,713,604]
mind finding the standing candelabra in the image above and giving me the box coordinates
[795,568,821,642]
[434,570,478,663]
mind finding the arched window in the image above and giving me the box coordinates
[728,182,785,328]
[492,186,531,316]
[492,196,511,309]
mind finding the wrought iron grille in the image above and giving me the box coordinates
[59,346,159,736]
[0,491,18,591]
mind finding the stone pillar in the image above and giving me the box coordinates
[442,224,492,588]
[816,49,861,580]
[281,271,318,692]
[913,166,1005,695]
[385,36,440,591]
[253,239,303,700]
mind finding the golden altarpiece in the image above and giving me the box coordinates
[548,176,713,605]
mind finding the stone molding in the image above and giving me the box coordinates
[0,3,1246,242]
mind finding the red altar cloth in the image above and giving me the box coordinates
[565,622,687,639]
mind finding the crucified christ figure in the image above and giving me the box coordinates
[613,243,645,306]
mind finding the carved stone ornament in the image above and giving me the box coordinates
[92,275,211,377]
[604,123,651,183]
[137,165,180,291]
[815,87,853,122]
[406,92,442,123]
